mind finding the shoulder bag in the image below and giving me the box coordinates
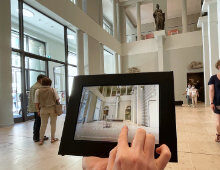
[52,88,63,116]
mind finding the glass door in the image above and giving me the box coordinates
[25,57,46,118]
[49,62,66,114]
[12,52,22,119]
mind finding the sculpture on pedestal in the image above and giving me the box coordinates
[153,4,165,31]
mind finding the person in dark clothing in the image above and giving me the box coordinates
[28,74,48,142]
[208,60,220,142]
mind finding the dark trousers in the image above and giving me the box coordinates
[33,112,41,140]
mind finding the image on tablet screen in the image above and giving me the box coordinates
[74,85,159,144]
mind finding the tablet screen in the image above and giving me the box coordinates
[74,85,159,144]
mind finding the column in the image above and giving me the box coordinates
[154,30,166,71]
[136,86,141,125]
[0,0,14,126]
[113,0,117,38]
[136,2,141,41]
[182,0,188,33]
[198,16,210,106]
[75,0,84,75]
[115,96,119,119]
[203,0,219,76]
[118,6,126,43]
[99,43,104,74]
[132,87,137,124]
[117,5,126,73]
[113,0,119,73]
[83,0,104,75]
[76,30,84,75]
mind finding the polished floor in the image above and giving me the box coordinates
[1,104,220,170]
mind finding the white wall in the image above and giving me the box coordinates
[121,38,158,56]
[122,31,203,103]
[122,52,158,73]
[164,46,203,103]
[164,31,202,50]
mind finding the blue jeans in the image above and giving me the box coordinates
[186,95,192,105]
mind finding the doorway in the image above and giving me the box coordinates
[187,72,205,102]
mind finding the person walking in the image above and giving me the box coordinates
[183,84,192,106]
[35,77,60,145]
[190,85,199,107]
[28,74,48,142]
[209,60,220,142]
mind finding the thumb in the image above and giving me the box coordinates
[155,144,171,170]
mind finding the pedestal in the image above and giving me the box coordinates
[154,30,166,71]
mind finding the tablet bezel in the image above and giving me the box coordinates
[58,72,178,162]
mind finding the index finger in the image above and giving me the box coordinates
[118,126,129,148]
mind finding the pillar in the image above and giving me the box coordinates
[99,43,104,74]
[136,2,141,41]
[198,16,210,106]
[76,30,84,75]
[113,0,117,38]
[115,96,119,119]
[154,30,166,71]
[181,0,188,33]
[113,0,119,73]
[83,0,104,75]
[75,0,84,75]
[203,0,219,76]
[0,0,14,126]
[137,86,141,125]
[118,6,126,43]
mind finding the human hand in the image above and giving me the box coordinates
[210,104,215,112]
[82,156,108,170]
[107,126,171,170]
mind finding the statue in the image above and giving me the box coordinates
[153,4,165,31]
[188,61,203,69]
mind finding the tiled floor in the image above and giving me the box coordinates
[1,104,220,170]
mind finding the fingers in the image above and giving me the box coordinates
[107,146,117,170]
[118,126,129,148]
[132,128,146,151]
[144,133,155,157]
[155,144,171,170]
[83,156,108,170]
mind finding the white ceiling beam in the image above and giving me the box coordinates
[125,12,136,27]
[119,0,152,7]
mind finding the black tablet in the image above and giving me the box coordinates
[58,72,178,162]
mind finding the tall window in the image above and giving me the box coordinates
[67,29,77,96]
[104,47,115,74]
[10,0,77,122]
[103,17,113,35]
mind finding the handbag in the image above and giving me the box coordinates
[52,88,63,116]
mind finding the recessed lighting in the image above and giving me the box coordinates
[17,8,34,17]
[67,34,75,40]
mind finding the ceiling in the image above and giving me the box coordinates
[11,0,76,47]
[102,0,201,27]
